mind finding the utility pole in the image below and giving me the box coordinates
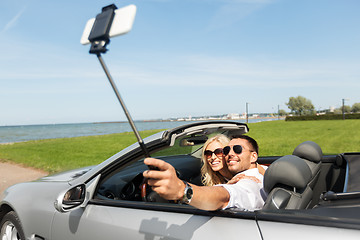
[342,98,349,120]
[278,105,280,120]
[246,102,249,124]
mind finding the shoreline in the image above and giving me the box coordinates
[0,118,285,144]
[0,117,284,127]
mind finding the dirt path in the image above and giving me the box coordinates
[0,162,48,199]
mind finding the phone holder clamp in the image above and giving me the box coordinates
[88,4,117,55]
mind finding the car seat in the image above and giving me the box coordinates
[262,141,322,210]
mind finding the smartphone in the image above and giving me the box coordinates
[80,4,137,45]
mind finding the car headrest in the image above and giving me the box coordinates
[292,141,322,163]
[264,155,312,194]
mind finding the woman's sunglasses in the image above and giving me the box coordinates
[223,145,250,156]
[204,148,224,159]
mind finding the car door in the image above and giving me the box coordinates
[51,200,262,239]
[51,121,258,239]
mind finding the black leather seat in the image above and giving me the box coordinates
[263,141,322,210]
[293,141,323,207]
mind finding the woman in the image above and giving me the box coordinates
[201,134,261,186]
[201,134,232,186]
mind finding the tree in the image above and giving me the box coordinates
[352,103,360,113]
[343,105,351,113]
[334,108,342,114]
[334,105,351,114]
[286,96,315,116]
[279,109,287,116]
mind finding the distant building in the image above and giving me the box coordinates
[227,113,241,119]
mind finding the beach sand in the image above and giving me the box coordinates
[0,162,48,199]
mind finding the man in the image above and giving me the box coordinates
[143,135,267,211]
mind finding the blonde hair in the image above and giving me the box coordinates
[201,134,230,186]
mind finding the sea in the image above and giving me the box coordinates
[0,119,279,144]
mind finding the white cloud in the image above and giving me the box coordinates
[106,54,360,89]
[206,0,276,31]
[1,6,26,33]
[1,32,359,92]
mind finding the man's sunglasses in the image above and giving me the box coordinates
[223,145,253,156]
[204,148,224,159]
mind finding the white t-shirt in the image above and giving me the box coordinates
[218,166,267,211]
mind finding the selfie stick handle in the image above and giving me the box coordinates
[96,53,150,158]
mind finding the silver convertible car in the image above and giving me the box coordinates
[1,120,360,240]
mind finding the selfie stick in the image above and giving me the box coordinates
[86,4,150,158]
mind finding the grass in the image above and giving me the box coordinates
[247,120,360,156]
[0,120,359,173]
[0,129,161,173]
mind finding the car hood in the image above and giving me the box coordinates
[39,166,94,182]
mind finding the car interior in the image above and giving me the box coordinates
[95,130,358,211]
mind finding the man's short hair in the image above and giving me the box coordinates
[230,135,259,155]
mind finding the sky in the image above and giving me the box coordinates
[1,0,359,126]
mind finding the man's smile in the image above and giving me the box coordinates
[227,156,240,165]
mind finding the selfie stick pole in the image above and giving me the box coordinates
[96,53,150,158]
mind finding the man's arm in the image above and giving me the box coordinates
[143,158,230,211]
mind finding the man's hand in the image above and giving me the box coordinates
[143,158,185,201]
[227,174,260,185]
[144,158,230,211]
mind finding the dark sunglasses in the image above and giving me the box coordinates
[223,145,253,156]
[204,148,224,159]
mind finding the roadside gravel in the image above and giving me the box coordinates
[0,162,48,199]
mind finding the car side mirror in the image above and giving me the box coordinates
[54,184,86,213]
[54,174,101,213]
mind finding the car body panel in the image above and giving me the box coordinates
[2,182,70,239]
[258,221,360,240]
[40,166,94,182]
[51,204,261,240]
